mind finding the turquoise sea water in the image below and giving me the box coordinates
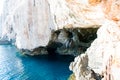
[0,45,73,80]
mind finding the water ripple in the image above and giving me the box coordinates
[0,45,73,80]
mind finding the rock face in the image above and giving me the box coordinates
[86,20,119,73]
[1,0,120,79]
[69,0,120,80]
[48,0,104,29]
[69,53,102,80]
[1,0,54,50]
[87,20,120,80]
[69,21,120,80]
[1,0,103,50]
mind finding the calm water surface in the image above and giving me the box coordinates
[0,45,73,80]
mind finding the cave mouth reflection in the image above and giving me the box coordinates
[0,45,74,80]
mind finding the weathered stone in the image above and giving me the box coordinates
[86,20,120,73]
[1,0,54,50]
[48,0,104,29]
[1,0,120,79]
[1,0,103,50]
[47,27,98,56]
[70,20,120,80]
[86,20,120,80]
[69,0,120,80]
[69,53,102,80]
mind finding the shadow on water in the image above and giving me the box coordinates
[27,54,74,62]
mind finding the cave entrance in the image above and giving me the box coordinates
[47,27,99,56]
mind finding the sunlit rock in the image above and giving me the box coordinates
[87,20,120,80]
[2,0,54,50]
[69,0,120,80]
[48,0,104,29]
[69,53,102,80]
[102,0,120,22]
[87,20,118,72]
[1,0,104,50]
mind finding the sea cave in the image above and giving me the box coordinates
[0,0,120,80]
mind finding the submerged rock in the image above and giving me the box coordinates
[68,74,76,80]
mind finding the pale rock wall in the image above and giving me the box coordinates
[48,0,104,29]
[70,20,120,80]
[2,0,54,49]
[87,0,120,79]
[87,20,120,72]
[69,0,120,80]
[1,0,104,50]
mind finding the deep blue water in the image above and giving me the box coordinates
[0,45,73,80]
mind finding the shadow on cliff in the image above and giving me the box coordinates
[47,27,98,56]
[20,27,99,57]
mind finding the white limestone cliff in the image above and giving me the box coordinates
[1,0,54,49]
[69,20,120,80]
[69,0,120,80]
[1,0,104,50]
[48,0,104,29]
[69,53,100,80]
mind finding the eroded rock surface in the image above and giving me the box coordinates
[87,20,120,80]
[1,0,54,50]
[69,53,102,80]
[1,0,102,50]
[48,0,104,29]
[47,27,98,56]
[69,0,120,80]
